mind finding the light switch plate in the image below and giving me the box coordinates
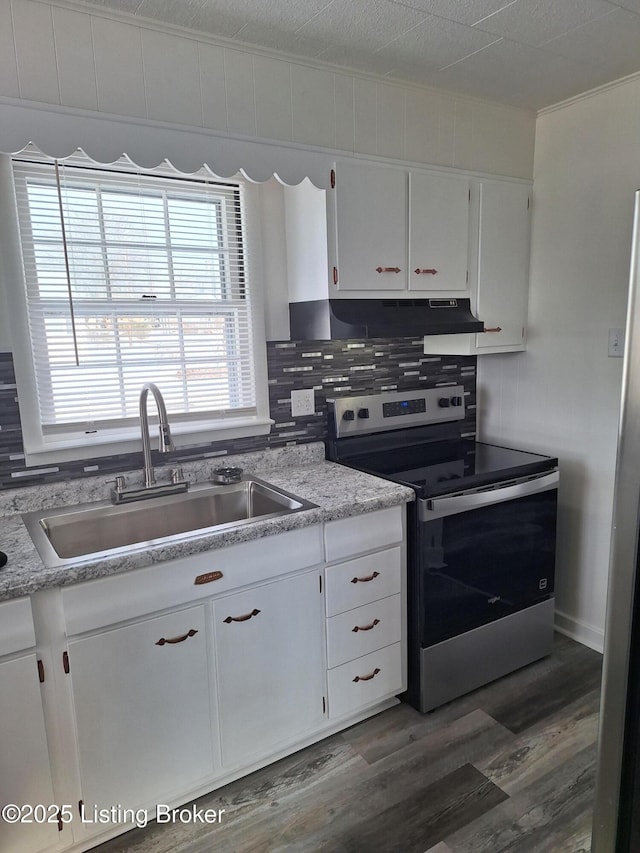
[291,389,315,417]
[608,328,625,358]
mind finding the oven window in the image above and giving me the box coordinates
[419,490,557,647]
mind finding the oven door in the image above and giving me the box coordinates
[416,471,558,647]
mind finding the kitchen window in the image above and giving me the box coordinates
[8,154,270,463]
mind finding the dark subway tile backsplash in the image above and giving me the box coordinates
[0,342,476,490]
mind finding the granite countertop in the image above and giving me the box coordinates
[0,444,414,602]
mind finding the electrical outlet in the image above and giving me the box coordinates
[608,328,625,358]
[291,388,315,417]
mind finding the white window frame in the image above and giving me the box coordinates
[1,154,272,465]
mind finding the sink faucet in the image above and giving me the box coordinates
[139,382,175,487]
[108,383,190,504]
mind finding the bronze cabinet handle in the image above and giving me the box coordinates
[350,571,380,584]
[194,570,224,585]
[483,326,502,333]
[414,268,438,275]
[375,266,401,273]
[352,619,380,633]
[353,668,381,683]
[223,608,261,624]
[155,628,198,646]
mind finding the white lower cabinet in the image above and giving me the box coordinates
[327,643,404,720]
[9,508,406,852]
[323,512,407,721]
[67,604,215,814]
[213,570,325,768]
[0,654,60,853]
[0,598,60,853]
[326,594,402,668]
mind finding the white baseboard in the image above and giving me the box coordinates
[555,608,604,654]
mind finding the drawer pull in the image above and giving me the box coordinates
[376,266,401,274]
[483,326,502,333]
[194,570,224,585]
[352,618,380,633]
[155,628,198,646]
[414,268,438,275]
[353,667,381,683]
[350,571,380,584]
[224,608,261,624]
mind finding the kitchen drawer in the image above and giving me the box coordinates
[324,506,403,563]
[0,597,36,657]
[63,525,323,634]
[325,546,402,617]
[326,594,402,668]
[327,642,403,719]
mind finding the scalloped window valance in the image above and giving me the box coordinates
[0,99,332,189]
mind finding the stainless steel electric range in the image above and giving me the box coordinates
[326,386,559,713]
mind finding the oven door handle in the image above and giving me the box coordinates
[419,470,559,520]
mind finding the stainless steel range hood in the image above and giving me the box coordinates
[288,298,484,340]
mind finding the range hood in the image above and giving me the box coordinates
[289,298,484,340]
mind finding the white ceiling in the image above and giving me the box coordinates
[86,0,640,110]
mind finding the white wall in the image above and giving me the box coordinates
[478,77,640,652]
[0,0,535,180]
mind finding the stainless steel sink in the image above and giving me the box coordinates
[22,477,317,568]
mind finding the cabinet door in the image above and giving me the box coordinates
[0,654,59,853]
[333,162,407,291]
[476,181,530,349]
[67,605,214,813]
[409,172,470,292]
[213,571,325,768]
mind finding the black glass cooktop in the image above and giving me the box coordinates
[344,438,557,499]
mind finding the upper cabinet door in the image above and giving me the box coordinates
[476,181,531,349]
[333,162,407,291]
[409,172,470,292]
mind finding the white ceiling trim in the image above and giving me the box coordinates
[536,66,640,116]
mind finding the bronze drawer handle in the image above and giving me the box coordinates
[352,618,380,633]
[350,571,379,584]
[375,266,401,273]
[194,570,224,585]
[414,268,438,275]
[224,608,261,624]
[155,628,198,646]
[353,667,381,683]
[483,326,502,333]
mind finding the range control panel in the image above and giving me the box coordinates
[328,386,466,438]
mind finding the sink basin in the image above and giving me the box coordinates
[22,478,317,568]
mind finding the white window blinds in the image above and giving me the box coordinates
[12,158,259,436]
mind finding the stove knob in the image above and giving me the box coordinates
[358,408,370,419]
[342,409,355,421]
[451,396,463,407]
[438,398,451,408]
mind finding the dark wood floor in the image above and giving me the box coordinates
[96,633,602,853]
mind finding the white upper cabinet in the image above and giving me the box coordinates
[286,160,531,352]
[332,161,407,292]
[408,171,470,292]
[328,161,472,298]
[423,178,532,355]
[475,180,530,350]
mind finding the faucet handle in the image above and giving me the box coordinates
[171,466,186,485]
[106,475,127,492]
